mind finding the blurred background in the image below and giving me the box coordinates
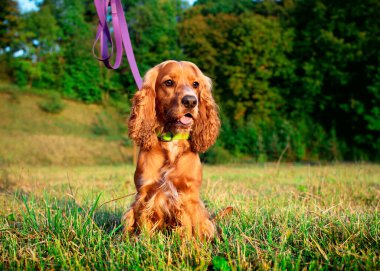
[0,0,379,166]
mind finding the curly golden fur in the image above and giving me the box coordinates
[122,60,220,239]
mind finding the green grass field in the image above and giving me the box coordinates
[1,163,379,270]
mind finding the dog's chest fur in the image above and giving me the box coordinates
[160,140,190,164]
[139,140,193,224]
[156,139,195,194]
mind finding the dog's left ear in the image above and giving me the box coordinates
[190,76,221,153]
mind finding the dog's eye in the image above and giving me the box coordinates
[164,80,174,87]
[192,81,199,89]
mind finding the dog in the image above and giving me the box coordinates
[122,60,220,239]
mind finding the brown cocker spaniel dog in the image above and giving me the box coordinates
[122,60,220,239]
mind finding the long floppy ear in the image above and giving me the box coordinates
[128,67,159,150]
[190,76,221,153]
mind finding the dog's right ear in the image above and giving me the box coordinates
[128,67,159,150]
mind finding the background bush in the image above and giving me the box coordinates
[38,93,65,114]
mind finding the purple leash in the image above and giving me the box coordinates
[93,0,143,89]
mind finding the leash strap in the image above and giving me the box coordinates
[93,0,143,89]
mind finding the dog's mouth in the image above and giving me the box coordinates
[176,113,194,126]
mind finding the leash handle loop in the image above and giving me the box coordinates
[93,0,143,89]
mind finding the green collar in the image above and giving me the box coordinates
[157,132,190,142]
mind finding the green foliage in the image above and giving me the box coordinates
[122,0,186,93]
[12,59,32,87]
[286,0,380,160]
[57,0,103,103]
[0,0,20,52]
[38,93,65,114]
[109,94,131,115]
[1,0,380,161]
[201,145,234,165]
[219,118,293,162]
[179,0,380,161]
[227,14,293,122]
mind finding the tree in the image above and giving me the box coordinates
[289,0,380,159]
[0,0,21,79]
[179,2,302,160]
[0,0,20,53]
[126,0,185,72]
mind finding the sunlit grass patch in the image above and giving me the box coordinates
[0,164,379,270]
[0,92,132,166]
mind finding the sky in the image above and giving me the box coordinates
[16,0,196,13]
[16,0,40,13]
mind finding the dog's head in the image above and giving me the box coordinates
[128,60,220,152]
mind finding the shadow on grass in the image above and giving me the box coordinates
[7,191,125,235]
[93,208,124,234]
[52,195,125,234]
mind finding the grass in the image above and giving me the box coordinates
[0,88,132,166]
[0,163,379,270]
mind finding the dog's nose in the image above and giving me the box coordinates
[181,95,198,109]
